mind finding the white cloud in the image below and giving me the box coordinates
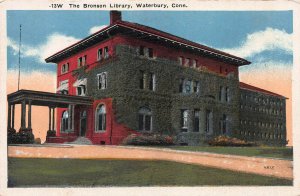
[220,27,292,58]
[89,25,108,35]
[7,33,80,63]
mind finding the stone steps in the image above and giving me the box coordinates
[67,137,92,145]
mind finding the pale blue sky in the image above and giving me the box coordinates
[7,11,293,73]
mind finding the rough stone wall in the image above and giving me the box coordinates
[239,89,287,146]
[75,44,241,145]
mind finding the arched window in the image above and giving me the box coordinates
[96,104,106,131]
[138,107,152,131]
[61,110,69,132]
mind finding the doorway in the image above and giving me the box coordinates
[80,110,87,137]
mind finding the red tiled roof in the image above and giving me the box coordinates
[239,82,286,98]
[45,19,250,65]
[116,20,249,63]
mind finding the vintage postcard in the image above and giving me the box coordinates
[0,0,299,195]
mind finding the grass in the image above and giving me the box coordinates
[8,158,292,187]
[161,146,293,160]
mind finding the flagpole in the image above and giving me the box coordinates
[17,24,22,91]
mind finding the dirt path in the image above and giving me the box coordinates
[8,145,293,180]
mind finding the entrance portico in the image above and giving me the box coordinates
[7,90,93,142]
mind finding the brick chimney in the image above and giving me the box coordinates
[110,11,122,25]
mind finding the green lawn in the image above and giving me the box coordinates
[162,146,293,160]
[8,158,292,187]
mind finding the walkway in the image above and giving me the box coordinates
[8,145,293,180]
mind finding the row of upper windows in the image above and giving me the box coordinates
[240,104,283,116]
[240,120,284,129]
[240,131,285,140]
[241,94,283,107]
[59,46,110,74]
[139,46,154,58]
[178,57,231,75]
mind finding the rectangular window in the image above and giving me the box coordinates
[219,86,223,101]
[192,59,197,68]
[83,55,87,66]
[194,81,200,93]
[148,48,153,58]
[104,46,109,59]
[77,85,86,96]
[149,73,156,91]
[139,71,145,89]
[138,114,144,130]
[98,113,106,131]
[139,46,145,56]
[179,78,184,93]
[181,110,188,132]
[225,87,229,102]
[61,63,69,74]
[97,48,103,60]
[78,57,82,67]
[145,115,152,131]
[184,58,190,67]
[183,80,192,94]
[194,110,200,132]
[178,56,183,66]
[98,72,107,90]
[206,110,212,133]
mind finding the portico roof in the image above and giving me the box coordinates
[7,89,93,107]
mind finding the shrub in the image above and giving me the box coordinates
[122,133,174,146]
[208,135,256,147]
[17,130,34,144]
[7,128,17,144]
[47,130,56,137]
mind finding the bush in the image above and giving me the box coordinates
[122,133,174,146]
[7,129,34,144]
[47,130,56,137]
[208,135,256,147]
[17,130,34,144]
[7,128,17,144]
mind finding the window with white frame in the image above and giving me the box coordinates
[97,48,103,61]
[181,110,188,132]
[184,58,190,67]
[78,55,87,67]
[61,110,69,132]
[192,59,198,68]
[58,80,69,94]
[138,107,152,131]
[149,73,156,91]
[95,104,106,132]
[61,63,69,74]
[98,72,107,90]
[104,46,109,59]
[193,81,200,93]
[77,85,86,96]
[178,56,183,66]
